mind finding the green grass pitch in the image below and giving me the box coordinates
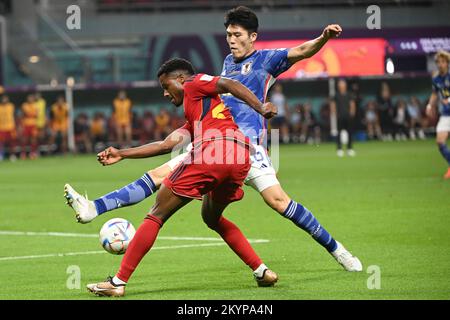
[0,140,449,300]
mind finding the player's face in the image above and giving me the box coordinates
[436,57,449,75]
[226,24,257,61]
[159,73,184,107]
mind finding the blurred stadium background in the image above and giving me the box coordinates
[0,0,449,158]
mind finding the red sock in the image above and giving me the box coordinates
[116,215,163,283]
[214,216,262,271]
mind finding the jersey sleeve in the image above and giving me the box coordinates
[263,49,291,77]
[186,74,220,98]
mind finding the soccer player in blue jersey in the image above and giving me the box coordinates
[65,6,362,272]
[426,50,450,179]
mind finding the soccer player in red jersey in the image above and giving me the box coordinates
[86,58,278,297]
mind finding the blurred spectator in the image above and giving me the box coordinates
[289,104,302,142]
[113,90,132,148]
[407,96,426,140]
[20,94,39,159]
[330,79,356,157]
[300,102,321,144]
[49,96,69,154]
[131,111,141,143]
[350,82,365,132]
[91,112,108,151]
[393,99,410,141]
[270,83,290,143]
[364,100,382,140]
[0,95,17,161]
[320,100,332,142]
[377,82,395,141]
[35,92,48,147]
[155,109,171,140]
[139,110,155,144]
[74,113,92,153]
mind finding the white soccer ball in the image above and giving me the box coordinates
[99,218,136,255]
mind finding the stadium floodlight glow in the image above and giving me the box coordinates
[386,58,395,74]
[66,77,75,87]
[29,55,40,63]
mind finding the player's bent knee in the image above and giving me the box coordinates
[265,196,290,214]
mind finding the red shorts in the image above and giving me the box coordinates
[23,125,38,138]
[163,140,251,204]
[0,130,16,143]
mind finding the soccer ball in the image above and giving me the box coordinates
[99,218,136,255]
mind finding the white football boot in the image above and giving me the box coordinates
[331,241,363,272]
[87,276,126,297]
[64,183,98,224]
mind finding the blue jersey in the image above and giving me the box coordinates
[432,72,450,116]
[220,49,291,145]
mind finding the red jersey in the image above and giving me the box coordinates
[181,73,248,148]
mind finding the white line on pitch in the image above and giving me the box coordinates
[0,230,269,243]
[0,240,269,262]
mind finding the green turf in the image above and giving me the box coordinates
[0,140,449,300]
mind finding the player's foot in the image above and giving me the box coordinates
[254,268,278,287]
[337,149,344,157]
[29,152,38,160]
[64,183,98,224]
[347,149,356,157]
[87,276,125,297]
[331,241,362,272]
[444,168,450,180]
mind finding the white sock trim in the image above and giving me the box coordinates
[253,263,268,278]
[113,276,127,286]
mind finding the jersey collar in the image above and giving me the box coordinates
[233,49,257,63]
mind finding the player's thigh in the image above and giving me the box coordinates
[147,152,189,187]
[201,194,227,228]
[149,183,191,222]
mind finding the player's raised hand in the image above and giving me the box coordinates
[261,102,277,119]
[322,24,342,40]
[97,146,123,166]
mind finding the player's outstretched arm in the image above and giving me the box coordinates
[97,127,189,166]
[216,77,277,119]
[426,92,438,118]
[287,24,342,65]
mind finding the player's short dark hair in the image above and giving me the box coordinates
[157,58,195,78]
[224,6,258,34]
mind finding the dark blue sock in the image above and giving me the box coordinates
[94,173,157,215]
[438,143,450,165]
[283,200,338,252]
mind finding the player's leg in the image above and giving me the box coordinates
[87,183,192,297]
[336,120,344,157]
[64,152,188,223]
[29,127,38,159]
[124,123,132,148]
[115,123,123,148]
[347,119,355,156]
[245,157,362,271]
[201,193,278,287]
[436,120,450,178]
